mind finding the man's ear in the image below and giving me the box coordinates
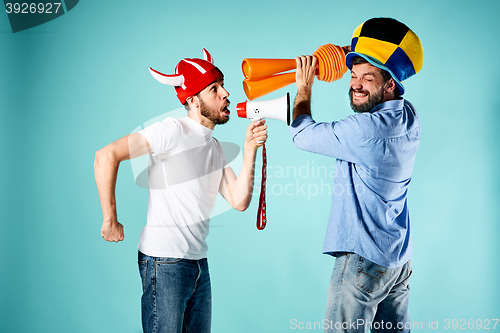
[385,78,396,94]
[186,95,200,109]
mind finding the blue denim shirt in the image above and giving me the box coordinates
[289,99,420,268]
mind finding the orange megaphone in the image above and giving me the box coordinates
[242,44,349,100]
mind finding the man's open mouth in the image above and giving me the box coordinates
[221,105,230,115]
[353,91,369,99]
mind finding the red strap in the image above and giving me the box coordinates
[257,143,267,230]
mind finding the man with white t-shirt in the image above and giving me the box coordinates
[94,49,268,333]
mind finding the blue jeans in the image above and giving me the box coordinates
[325,253,412,333]
[138,252,211,333]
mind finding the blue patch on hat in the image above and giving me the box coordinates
[351,37,359,52]
[385,48,415,82]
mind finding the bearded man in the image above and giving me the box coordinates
[94,49,267,333]
[289,18,423,332]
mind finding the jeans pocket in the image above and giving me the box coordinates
[356,256,395,294]
[400,270,412,290]
[155,257,182,264]
[138,260,148,293]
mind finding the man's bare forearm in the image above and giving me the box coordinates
[293,86,312,121]
[231,147,257,211]
[293,55,317,121]
[95,134,150,242]
[219,120,267,212]
[94,148,120,223]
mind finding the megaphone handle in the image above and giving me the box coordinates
[257,143,267,230]
[251,117,265,144]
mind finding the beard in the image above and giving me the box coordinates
[199,96,230,125]
[349,87,384,113]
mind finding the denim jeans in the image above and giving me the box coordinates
[138,252,211,333]
[325,253,412,333]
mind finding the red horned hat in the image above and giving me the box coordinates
[149,49,224,104]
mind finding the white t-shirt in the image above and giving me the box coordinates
[138,116,228,259]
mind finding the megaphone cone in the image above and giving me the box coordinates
[243,72,295,101]
[242,44,348,100]
[242,58,296,81]
[237,93,290,126]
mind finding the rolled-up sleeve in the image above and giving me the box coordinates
[289,114,363,164]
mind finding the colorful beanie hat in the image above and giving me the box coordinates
[149,49,223,104]
[345,17,423,95]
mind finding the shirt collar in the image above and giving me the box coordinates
[371,99,404,113]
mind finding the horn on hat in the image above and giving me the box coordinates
[149,67,186,89]
[202,48,213,64]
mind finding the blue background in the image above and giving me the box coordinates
[1,0,499,332]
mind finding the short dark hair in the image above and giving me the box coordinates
[350,56,400,97]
